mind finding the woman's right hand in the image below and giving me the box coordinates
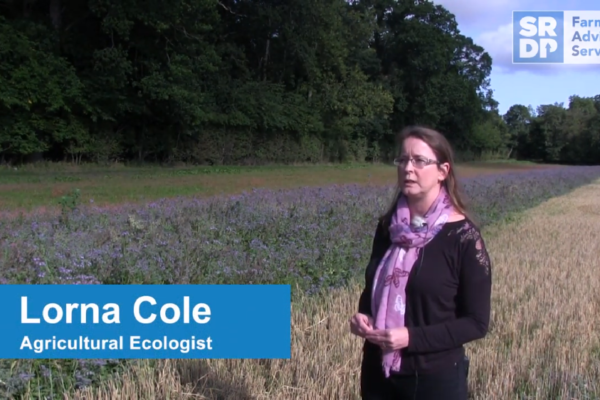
[349,313,374,338]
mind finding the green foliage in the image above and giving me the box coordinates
[0,0,499,166]
[58,188,81,212]
[2,0,596,166]
[58,188,81,227]
[505,95,600,165]
[0,17,87,157]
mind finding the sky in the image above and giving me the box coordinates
[432,0,599,115]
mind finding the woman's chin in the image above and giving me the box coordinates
[401,186,420,197]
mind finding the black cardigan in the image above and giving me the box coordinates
[358,218,492,375]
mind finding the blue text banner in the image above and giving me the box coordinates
[0,284,291,359]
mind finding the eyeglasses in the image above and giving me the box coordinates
[393,156,439,169]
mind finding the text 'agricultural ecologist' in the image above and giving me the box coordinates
[19,295,213,355]
[0,284,292,360]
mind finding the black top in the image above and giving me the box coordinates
[358,217,492,375]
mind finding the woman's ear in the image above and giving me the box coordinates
[438,162,450,182]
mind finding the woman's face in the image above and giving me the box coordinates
[396,137,448,199]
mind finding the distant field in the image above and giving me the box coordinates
[0,161,559,212]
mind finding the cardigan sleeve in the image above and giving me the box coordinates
[406,223,492,353]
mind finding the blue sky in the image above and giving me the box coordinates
[433,0,599,115]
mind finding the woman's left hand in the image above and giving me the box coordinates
[365,327,409,351]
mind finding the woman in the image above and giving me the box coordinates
[350,126,492,400]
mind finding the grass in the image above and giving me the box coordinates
[62,179,600,400]
[0,161,558,212]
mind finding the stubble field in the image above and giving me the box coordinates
[1,162,600,399]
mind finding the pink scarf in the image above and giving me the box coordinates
[371,187,454,377]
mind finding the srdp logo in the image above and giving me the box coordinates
[513,11,564,63]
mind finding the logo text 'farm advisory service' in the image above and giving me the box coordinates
[513,10,600,64]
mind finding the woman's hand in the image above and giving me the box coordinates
[364,327,409,351]
[349,313,374,338]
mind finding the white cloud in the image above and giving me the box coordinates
[477,23,513,71]
[432,0,519,30]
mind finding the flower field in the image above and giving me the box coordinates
[2,165,600,398]
[2,166,600,290]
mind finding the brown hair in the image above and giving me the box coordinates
[379,125,473,231]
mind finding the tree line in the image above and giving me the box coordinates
[1,0,598,166]
[503,96,600,165]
